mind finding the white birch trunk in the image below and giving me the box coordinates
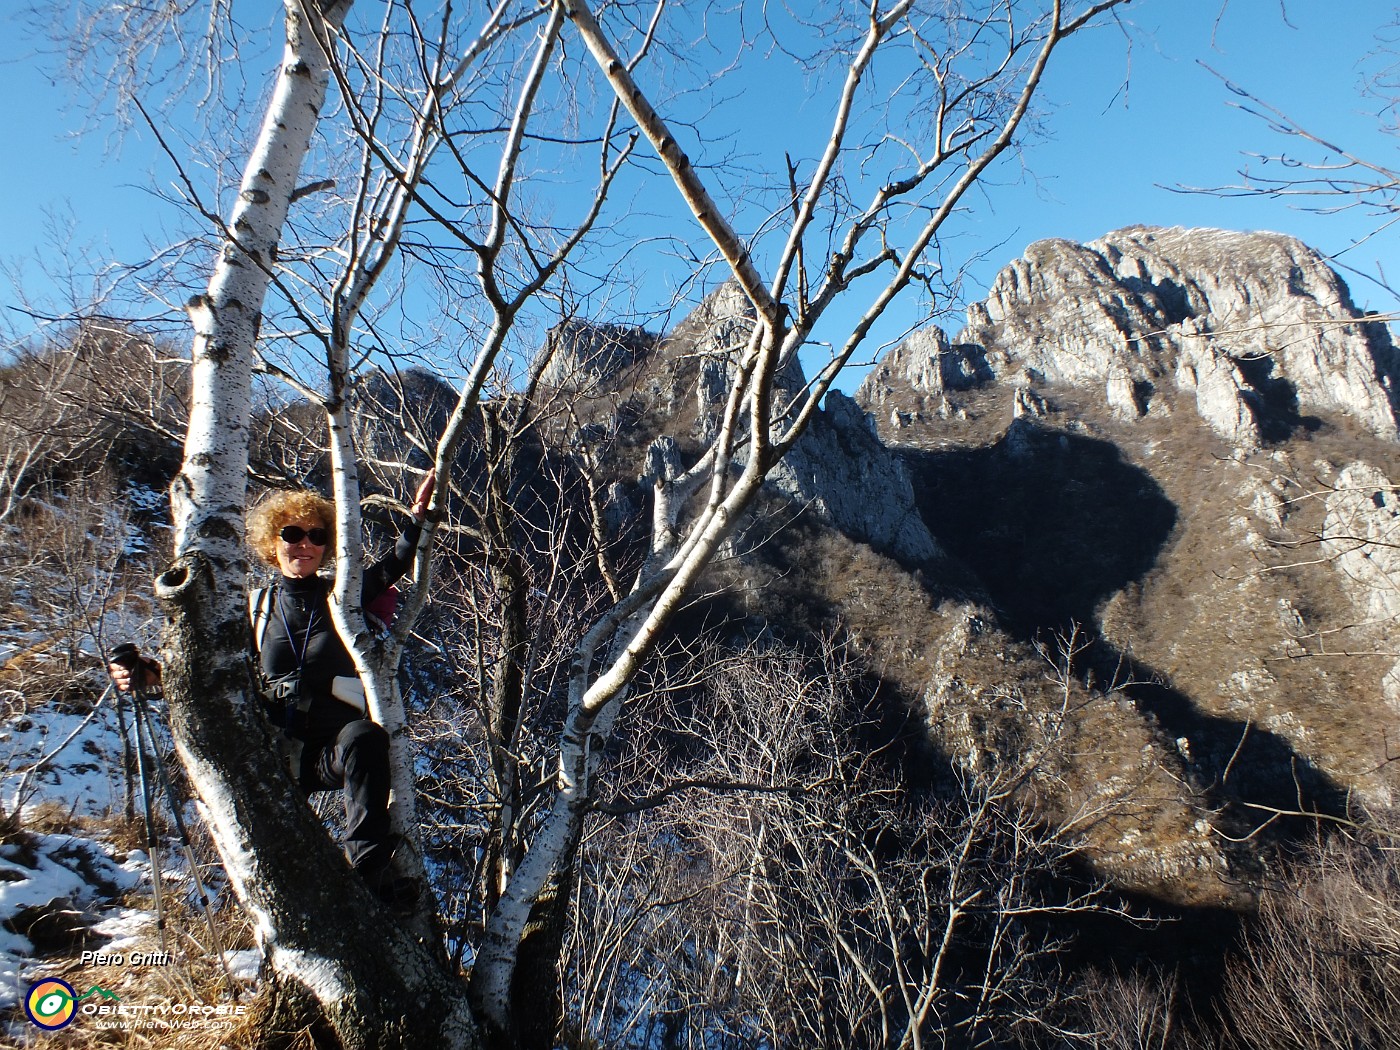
[324,404,409,802]
[167,0,352,859]
[324,402,425,866]
[154,3,476,1044]
[171,0,350,566]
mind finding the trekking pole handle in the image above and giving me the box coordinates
[108,643,161,696]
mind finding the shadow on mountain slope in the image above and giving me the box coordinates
[904,422,1176,633]
[902,421,1349,825]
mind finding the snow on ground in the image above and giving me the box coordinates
[0,683,219,1016]
[0,833,147,1010]
[0,491,254,1039]
[2,695,127,820]
[223,949,262,983]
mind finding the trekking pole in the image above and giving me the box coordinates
[127,682,237,995]
[126,683,170,954]
[112,681,136,823]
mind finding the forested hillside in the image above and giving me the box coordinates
[5,224,1400,1047]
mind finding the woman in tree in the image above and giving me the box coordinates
[110,471,434,902]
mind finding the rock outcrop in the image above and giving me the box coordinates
[1323,461,1400,715]
[539,320,660,395]
[763,390,939,564]
[849,226,1400,902]
[555,282,942,564]
[872,226,1400,449]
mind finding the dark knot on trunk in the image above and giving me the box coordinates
[154,554,213,609]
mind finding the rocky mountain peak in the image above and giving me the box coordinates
[534,231,1400,903]
[539,319,660,393]
[867,226,1400,448]
[846,226,1400,899]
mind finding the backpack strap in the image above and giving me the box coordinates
[247,583,307,781]
[248,584,276,654]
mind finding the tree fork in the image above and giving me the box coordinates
[159,1,479,1045]
[155,558,475,1049]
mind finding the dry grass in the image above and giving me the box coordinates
[1071,810,1400,1050]
[1216,814,1400,1050]
[3,831,260,1048]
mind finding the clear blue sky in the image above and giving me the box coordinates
[2,2,1396,364]
[964,2,1399,312]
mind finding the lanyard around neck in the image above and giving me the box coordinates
[275,586,319,673]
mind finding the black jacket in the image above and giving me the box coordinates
[257,524,419,744]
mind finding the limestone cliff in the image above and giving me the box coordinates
[545,282,941,564]
[955,226,1400,446]
[544,229,1400,907]
[852,226,1400,903]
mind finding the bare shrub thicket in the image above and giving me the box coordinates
[403,417,626,970]
[0,324,187,515]
[1076,965,1192,1050]
[1213,816,1400,1050]
[0,470,166,828]
[1072,812,1400,1050]
[562,636,1128,1049]
[0,327,178,809]
[0,325,180,739]
[1,472,154,680]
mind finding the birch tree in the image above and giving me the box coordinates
[48,0,1135,1046]
[142,1,475,1044]
[469,3,1133,1040]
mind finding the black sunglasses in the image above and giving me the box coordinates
[280,525,330,546]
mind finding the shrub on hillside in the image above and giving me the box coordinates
[1073,811,1400,1050]
[1216,813,1400,1049]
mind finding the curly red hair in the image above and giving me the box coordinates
[246,489,336,568]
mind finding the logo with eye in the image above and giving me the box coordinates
[25,978,77,1030]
